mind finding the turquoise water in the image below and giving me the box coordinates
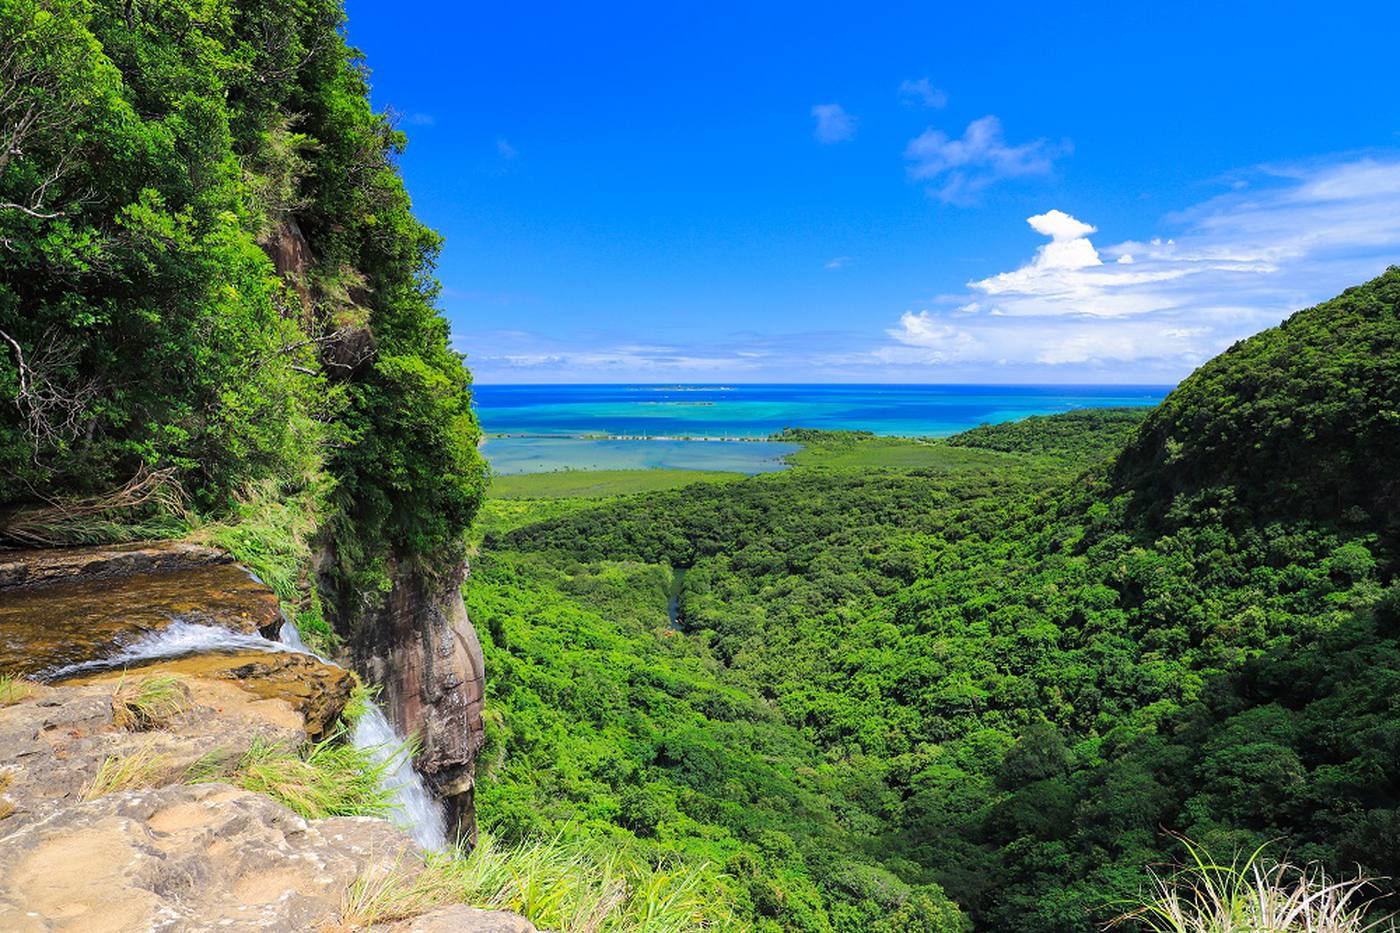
[483,437,800,475]
[475,383,1171,474]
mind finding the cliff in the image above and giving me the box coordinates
[0,542,530,932]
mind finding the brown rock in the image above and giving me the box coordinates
[61,649,356,741]
[0,680,301,828]
[338,557,485,843]
[0,782,416,932]
[0,546,282,679]
[0,541,231,590]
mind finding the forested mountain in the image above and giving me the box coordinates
[476,270,1400,930]
[0,0,486,590]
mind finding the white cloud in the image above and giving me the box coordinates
[905,116,1068,204]
[812,103,857,144]
[825,256,852,270]
[899,78,948,109]
[496,138,518,160]
[876,155,1400,375]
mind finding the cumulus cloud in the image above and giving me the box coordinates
[878,155,1400,376]
[905,116,1068,204]
[899,78,948,109]
[812,103,857,144]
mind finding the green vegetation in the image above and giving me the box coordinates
[204,731,394,820]
[490,469,745,500]
[470,271,1400,930]
[0,676,36,707]
[83,742,176,799]
[111,674,190,731]
[0,0,486,609]
[341,832,736,931]
[1112,839,1396,933]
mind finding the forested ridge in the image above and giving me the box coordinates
[0,0,486,606]
[473,271,1400,931]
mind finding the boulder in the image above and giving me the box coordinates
[61,649,356,741]
[0,782,415,932]
[0,680,301,828]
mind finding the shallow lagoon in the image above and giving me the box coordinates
[483,437,799,475]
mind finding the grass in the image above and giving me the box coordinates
[194,481,337,654]
[83,742,176,800]
[196,730,395,820]
[1111,837,1398,932]
[489,469,744,500]
[782,432,1025,471]
[111,674,190,731]
[338,832,735,932]
[0,767,14,820]
[0,675,37,707]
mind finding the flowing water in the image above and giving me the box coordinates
[49,612,448,850]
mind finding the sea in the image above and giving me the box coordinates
[475,384,1172,475]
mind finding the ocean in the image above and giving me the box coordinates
[475,384,1171,475]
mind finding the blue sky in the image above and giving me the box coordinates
[345,0,1400,384]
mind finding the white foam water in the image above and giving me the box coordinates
[53,613,449,851]
[350,703,449,850]
[48,620,290,678]
[277,620,448,851]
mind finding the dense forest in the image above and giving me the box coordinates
[471,272,1400,931]
[0,0,486,612]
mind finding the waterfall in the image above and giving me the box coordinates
[48,620,291,678]
[277,620,448,850]
[55,612,449,851]
[349,703,448,850]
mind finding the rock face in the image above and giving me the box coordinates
[0,543,282,678]
[343,558,485,842]
[0,680,303,829]
[61,650,355,742]
[0,782,534,932]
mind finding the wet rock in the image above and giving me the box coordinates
[0,544,282,679]
[336,557,485,843]
[61,649,355,742]
[0,541,231,590]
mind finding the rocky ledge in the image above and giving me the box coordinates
[0,542,529,932]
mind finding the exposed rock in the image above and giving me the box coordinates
[260,217,315,312]
[61,649,355,741]
[0,681,301,828]
[339,557,485,844]
[0,782,415,932]
[0,541,232,590]
[375,905,539,933]
[0,544,282,679]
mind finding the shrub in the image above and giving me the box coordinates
[1111,838,1397,932]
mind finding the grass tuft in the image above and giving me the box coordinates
[338,831,732,932]
[83,742,176,800]
[111,674,190,731]
[0,675,37,707]
[1111,836,1398,932]
[196,728,394,820]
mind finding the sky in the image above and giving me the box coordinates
[344,0,1400,384]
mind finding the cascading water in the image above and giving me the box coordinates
[51,607,449,851]
[349,704,448,850]
[276,619,448,851]
[47,620,292,679]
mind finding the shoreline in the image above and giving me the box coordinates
[483,432,785,443]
